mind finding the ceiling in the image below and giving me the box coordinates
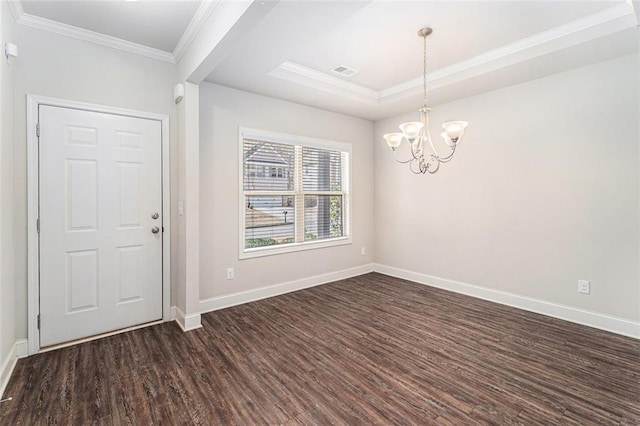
[13,0,203,61]
[204,0,639,120]
[10,0,640,120]
[20,0,201,52]
[290,1,616,91]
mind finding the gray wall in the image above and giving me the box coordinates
[1,0,17,369]
[199,82,375,300]
[375,54,640,321]
[12,25,178,339]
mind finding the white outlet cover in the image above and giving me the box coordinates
[578,280,590,294]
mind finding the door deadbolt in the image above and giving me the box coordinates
[151,212,159,220]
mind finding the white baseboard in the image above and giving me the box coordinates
[374,264,640,339]
[172,306,202,332]
[200,263,375,314]
[15,340,28,359]
[1,339,28,397]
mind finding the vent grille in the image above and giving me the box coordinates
[331,65,357,77]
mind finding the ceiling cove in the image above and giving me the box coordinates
[268,2,638,107]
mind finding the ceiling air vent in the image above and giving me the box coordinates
[331,65,358,77]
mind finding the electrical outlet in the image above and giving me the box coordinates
[178,201,184,216]
[361,247,366,256]
[578,280,590,294]
[226,268,234,280]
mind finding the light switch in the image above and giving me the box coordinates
[578,280,590,294]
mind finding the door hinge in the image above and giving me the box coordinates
[36,122,40,138]
[36,218,40,233]
[37,314,41,330]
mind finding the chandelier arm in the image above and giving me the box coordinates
[408,127,425,161]
[409,143,422,161]
[424,116,440,160]
[422,108,448,163]
[409,158,424,174]
[437,144,456,163]
[387,136,423,164]
[442,136,456,148]
[426,116,457,163]
[392,148,416,164]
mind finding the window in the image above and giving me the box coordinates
[240,128,351,258]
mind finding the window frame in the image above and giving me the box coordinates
[238,127,352,259]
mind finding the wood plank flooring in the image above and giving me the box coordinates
[1,273,639,425]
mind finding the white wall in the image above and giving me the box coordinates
[375,54,639,322]
[13,25,178,339]
[199,83,374,300]
[1,0,17,383]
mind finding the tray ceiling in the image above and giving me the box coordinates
[9,0,640,120]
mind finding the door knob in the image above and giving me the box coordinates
[151,226,160,234]
[151,212,159,220]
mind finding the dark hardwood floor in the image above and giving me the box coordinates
[2,273,639,425]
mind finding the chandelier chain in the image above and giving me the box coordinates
[423,32,427,106]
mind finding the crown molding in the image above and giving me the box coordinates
[17,13,175,63]
[632,1,640,23]
[271,3,638,106]
[10,0,175,63]
[7,0,24,22]
[173,0,221,63]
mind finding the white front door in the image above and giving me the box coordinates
[39,105,163,347]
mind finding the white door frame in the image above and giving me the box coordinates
[26,95,171,355]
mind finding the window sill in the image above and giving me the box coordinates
[239,236,352,260]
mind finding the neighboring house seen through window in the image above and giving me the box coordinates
[240,128,351,258]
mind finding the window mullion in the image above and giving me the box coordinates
[341,151,349,237]
[294,146,304,243]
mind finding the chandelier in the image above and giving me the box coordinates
[384,28,468,175]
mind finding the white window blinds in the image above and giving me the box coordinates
[240,130,350,257]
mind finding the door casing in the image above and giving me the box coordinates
[26,95,171,355]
